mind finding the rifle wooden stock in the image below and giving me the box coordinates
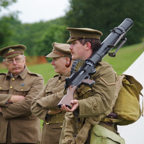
[58,85,77,109]
[58,79,95,108]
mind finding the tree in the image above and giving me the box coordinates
[0,13,20,47]
[34,25,67,56]
[0,0,18,47]
[65,0,144,45]
[0,0,17,11]
[9,17,66,56]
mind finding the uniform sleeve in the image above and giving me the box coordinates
[31,84,49,121]
[1,76,44,119]
[37,89,64,109]
[31,79,65,120]
[0,94,12,106]
[75,64,116,118]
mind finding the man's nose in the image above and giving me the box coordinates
[51,60,54,65]
[69,45,73,50]
[13,59,17,65]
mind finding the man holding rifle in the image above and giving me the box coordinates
[59,28,125,144]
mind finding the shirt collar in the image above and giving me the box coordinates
[6,65,28,80]
[59,72,71,81]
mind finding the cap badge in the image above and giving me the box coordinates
[8,48,15,53]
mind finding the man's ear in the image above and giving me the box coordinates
[24,56,26,63]
[85,42,91,50]
[65,57,71,67]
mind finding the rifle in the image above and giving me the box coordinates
[58,18,133,109]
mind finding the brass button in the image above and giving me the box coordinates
[58,80,61,83]
[12,78,15,81]
[21,89,23,91]
[93,103,98,110]
[46,90,48,92]
[60,125,62,128]
[10,86,13,89]
[0,87,2,89]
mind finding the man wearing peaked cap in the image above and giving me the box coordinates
[59,28,124,144]
[46,42,71,58]
[31,42,72,144]
[0,44,44,144]
[0,44,26,58]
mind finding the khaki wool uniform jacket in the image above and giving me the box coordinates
[0,66,44,143]
[60,61,118,144]
[31,73,70,144]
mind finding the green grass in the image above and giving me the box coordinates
[103,43,144,75]
[27,63,56,84]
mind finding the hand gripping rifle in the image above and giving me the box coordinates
[58,18,133,109]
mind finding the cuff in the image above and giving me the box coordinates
[0,94,12,107]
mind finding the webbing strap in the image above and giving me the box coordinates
[101,117,122,123]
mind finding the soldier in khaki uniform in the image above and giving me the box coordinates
[31,42,72,144]
[59,28,125,144]
[0,45,44,144]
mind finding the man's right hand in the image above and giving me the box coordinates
[8,95,25,103]
[48,109,62,115]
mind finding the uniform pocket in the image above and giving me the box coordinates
[45,87,63,96]
[90,125,125,144]
[13,86,31,97]
[0,86,9,94]
[45,89,53,96]
[77,84,92,99]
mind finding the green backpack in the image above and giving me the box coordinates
[113,74,143,125]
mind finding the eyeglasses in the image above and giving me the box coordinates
[5,57,23,64]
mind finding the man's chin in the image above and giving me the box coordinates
[72,56,76,60]
[12,70,21,76]
[54,69,58,73]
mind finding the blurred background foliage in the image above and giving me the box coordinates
[0,0,144,59]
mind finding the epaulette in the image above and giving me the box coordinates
[28,71,41,77]
[0,73,6,75]
[53,74,59,78]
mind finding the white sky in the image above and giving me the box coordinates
[0,0,70,23]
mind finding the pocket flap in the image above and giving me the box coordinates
[92,125,125,144]
[14,86,31,92]
[0,86,9,90]
[45,87,63,94]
